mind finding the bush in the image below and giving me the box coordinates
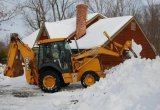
[0,41,7,64]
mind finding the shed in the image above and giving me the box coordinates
[22,4,156,69]
[66,15,157,68]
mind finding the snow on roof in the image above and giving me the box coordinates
[23,13,100,48]
[70,16,133,49]
[22,29,40,48]
[23,15,133,49]
[45,13,100,38]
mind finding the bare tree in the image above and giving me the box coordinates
[0,40,7,63]
[82,0,107,14]
[20,0,50,31]
[49,0,77,21]
[82,0,142,17]
[0,0,18,24]
[141,0,160,54]
[19,0,78,31]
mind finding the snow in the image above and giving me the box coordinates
[0,57,160,110]
[70,16,133,49]
[45,13,100,38]
[0,63,4,74]
[23,14,133,49]
[23,13,100,48]
[22,29,40,48]
[71,57,160,110]
[131,40,142,57]
[0,72,83,110]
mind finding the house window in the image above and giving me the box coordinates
[131,22,136,31]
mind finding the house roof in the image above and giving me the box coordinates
[22,14,133,49]
[22,29,40,48]
[45,13,103,38]
[70,16,133,49]
[23,13,103,48]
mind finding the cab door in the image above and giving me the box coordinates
[38,42,72,73]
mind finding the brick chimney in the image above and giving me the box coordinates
[76,4,88,39]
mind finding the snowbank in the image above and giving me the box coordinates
[1,58,160,110]
[0,63,4,74]
[71,57,160,110]
[0,64,37,90]
[0,64,6,83]
[132,40,142,58]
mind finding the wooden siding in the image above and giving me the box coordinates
[39,29,48,40]
[100,19,156,68]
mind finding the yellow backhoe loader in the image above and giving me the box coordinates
[4,31,136,93]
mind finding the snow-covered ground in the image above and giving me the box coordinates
[71,57,160,110]
[0,58,160,110]
[0,63,5,74]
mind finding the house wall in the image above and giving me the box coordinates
[39,29,49,40]
[100,19,156,69]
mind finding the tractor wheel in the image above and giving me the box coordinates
[81,71,100,88]
[39,70,61,93]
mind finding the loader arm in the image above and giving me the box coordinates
[4,33,38,85]
[72,31,135,71]
[73,40,132,60]
[73,31,134,61]
[73,46,120,60]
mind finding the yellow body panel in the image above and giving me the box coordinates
[63,58,105,83]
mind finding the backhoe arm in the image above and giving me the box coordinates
[4,33,38,85]
[4,38,19,77]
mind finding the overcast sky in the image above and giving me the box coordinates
[0,0,26,41]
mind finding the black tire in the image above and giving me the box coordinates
[81,71,100,88]
[61,82,70,87]
[39,70,61,93]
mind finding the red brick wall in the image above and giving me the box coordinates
[76,4,88,39]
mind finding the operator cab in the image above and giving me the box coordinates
[37,39,72,73]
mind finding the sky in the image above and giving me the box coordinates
[0,0,27,41]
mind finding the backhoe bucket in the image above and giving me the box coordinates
[4,59,24,77]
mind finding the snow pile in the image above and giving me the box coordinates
[132,40,142,57]
[0,63,4,74]
[0,65,37,90]
[0,64,6,83]
[71,57,160,110]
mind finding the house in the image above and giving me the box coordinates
[23,4,157,68]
